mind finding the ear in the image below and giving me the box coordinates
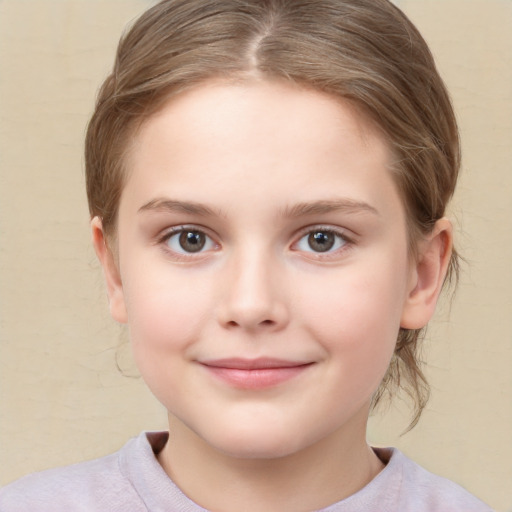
[91,217,128,324]
[400,218,453,330]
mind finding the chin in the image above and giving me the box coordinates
[203,423,313,460]
[219,440,299,460]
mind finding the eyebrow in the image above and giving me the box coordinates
[138,198,223,217]
[280,199,379,218]
[138,197,379,219]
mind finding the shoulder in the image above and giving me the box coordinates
[384,448,493,512]
[322,448,493,512]
[0,435,148,512]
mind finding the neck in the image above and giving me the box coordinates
[157,410,384,512]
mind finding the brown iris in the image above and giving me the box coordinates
[179,230,206,252]
[308,231,335,252]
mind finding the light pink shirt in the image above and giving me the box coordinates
[0,431,493,511]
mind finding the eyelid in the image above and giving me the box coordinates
[157,225,220,259]
[293,224,354,242]
[154,223,355,261]
[290,225,355,258]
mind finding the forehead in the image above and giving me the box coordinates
[133,79,383,155]
[121,79,399,220]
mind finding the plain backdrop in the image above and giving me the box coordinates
[0,1,511,510]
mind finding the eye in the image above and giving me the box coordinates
[295,229,348,253]
[164,228,216,254]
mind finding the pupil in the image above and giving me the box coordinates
[308,231,334,252]
[179,231,205,253]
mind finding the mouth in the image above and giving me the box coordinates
[198,358,314,389]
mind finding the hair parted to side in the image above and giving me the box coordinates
[85,0,460,429]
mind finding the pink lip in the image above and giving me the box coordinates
[199,358,314,390]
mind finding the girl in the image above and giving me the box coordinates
[0,0,493,510]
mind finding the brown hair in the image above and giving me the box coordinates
[85,0,460,428]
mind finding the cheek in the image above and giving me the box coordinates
[297,263,407,387]
[121,264,212,358]
[300,270,405,338]
[120,266,216,407]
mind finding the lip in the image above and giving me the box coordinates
[199,358,314,390]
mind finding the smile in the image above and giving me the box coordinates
[199,358,314,390]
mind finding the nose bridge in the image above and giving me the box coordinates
[218,241,288,331]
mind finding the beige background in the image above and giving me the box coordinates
[0,1,510,510]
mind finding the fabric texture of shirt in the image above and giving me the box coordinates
[0,431,492,511]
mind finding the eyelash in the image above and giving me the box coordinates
[157,225,354,261]
[291,225,353,260]
[158,226,218,261]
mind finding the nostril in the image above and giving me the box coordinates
[226,319,275,328]
[217,296,289,331]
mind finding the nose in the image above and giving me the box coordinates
[216,248,289,332]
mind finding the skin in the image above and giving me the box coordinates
[93,79,452,512]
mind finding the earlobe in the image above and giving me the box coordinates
[400,218,453,330]
[91,217,128,324]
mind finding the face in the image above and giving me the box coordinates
[97,80,434,459]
